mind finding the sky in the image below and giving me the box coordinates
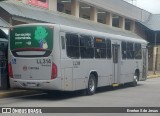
[124,0,160,14]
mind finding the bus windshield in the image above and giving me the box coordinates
[10,25,53,57]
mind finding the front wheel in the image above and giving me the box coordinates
[87,74,97,95]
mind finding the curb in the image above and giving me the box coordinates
[0,90,40,98]
[147,74,160,79]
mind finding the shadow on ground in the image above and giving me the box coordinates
[16,83,144,101]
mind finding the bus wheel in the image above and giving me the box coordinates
[131,73,138,87]
[87,74,97,95]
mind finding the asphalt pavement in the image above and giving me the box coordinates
[0,71,159,99]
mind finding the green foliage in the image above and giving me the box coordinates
[34,26,48,41]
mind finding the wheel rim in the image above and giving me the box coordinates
[134,75,138,83]
[89,78,95,92]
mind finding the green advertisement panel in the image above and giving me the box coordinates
[10,25,53,51]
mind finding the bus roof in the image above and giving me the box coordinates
[59,24,147,44]
[11,23,147,44]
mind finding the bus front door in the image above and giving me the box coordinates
[112,44,121,86]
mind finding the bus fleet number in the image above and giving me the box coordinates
[37,59,51,65]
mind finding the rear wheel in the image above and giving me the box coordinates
[87,74,97,95]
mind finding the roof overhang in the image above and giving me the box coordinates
[0,17,11,28]
[0,28,8,39]
[0,1,142,39]
[139,14,160,31]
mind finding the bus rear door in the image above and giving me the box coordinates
[112,44,121,86]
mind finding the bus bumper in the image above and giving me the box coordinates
[9,78,63,91]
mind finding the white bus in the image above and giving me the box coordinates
[8,23,148,95]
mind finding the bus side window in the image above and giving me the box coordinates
[94,38,106,59]
[121,41,127,59]
[127,42,134,59]
[80,35,94,59]
[61,36,65,50]
[135,43,142,59]
[106,39,112,59]
[66,33,80,58]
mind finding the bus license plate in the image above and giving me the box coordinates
[27,82,36,87]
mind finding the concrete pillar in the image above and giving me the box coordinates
[106,12,112,26]
[71,0,79,18]
[153,47,158,74]
[49,0,57,11]
[131,21,135,32]
[90,7,97,22]
[157,46,160,70]
[119,17,125,30]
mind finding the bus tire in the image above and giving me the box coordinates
[87,74,97,95]
[131,73,138,87]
